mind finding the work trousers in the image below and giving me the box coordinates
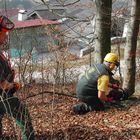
[73,96,105,115]
[0,93,34,140]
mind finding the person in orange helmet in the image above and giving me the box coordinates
[0,15,34,140]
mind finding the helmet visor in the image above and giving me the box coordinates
[0,16,15,32]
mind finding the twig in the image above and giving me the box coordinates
[24,90,77,100]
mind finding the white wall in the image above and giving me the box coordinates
[18,9,27,21]
[122,22,129,37]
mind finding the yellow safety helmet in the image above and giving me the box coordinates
[104,53,120,66]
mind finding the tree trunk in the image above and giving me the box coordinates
[123,0,140,95]
[94,0,112,63]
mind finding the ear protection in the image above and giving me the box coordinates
[109,63,116,70]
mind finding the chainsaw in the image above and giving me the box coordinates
[107,84,130,101]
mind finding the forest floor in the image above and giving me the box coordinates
[1,83,140,140]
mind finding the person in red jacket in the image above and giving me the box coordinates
[0,15,34,140]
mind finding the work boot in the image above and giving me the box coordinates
[73,103,91,115]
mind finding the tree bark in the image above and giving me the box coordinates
[94,0,112,63]
[123,0,140,95]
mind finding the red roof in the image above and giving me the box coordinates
[14,19,60,29]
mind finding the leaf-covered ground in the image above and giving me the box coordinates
[1,84,140,140]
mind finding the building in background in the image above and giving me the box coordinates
[9,19,61,62]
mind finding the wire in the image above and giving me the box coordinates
[3,0,8,17]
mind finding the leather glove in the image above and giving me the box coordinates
[105,97,113,102]
[111,84,120,90]
[14,82,22,91]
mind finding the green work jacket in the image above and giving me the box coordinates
[76,64,113,99]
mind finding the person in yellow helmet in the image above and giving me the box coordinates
[0,15,34,139]
[73,52,128,114]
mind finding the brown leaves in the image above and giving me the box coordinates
[2,83,140,139]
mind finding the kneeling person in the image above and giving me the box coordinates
[73,53,125,114]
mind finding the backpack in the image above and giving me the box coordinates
[0,52,15,83]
